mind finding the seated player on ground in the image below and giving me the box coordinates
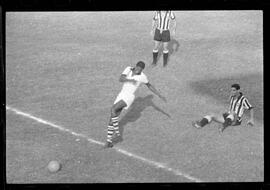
[192,84,254,133]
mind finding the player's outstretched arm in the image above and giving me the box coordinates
[119,74,136,83]
[146,83,167,102]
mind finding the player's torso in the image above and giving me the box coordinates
[229,95,246,118]
[121,68,145,94]
[156,11,171,30]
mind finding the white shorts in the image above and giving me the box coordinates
[114,92,135,110]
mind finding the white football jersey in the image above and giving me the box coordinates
[120,66,149,95]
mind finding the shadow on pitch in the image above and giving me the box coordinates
[113,95,171,144]
[155,38,180,66]
[168,38,180,56]
[189,73,263,122]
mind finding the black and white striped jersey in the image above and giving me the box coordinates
[229,92,253,121]
[153,11,175,31]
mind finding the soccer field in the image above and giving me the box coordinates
[6,11,263,183]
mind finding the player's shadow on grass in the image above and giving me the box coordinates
[114,95,171,144]
[156,38,180,65]
[190,73,263,122]
[168,38,180,56]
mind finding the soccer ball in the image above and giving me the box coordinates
[47,160,61,173]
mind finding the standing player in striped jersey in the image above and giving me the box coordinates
[192,84,254,133]
[151,11,176,67]
[104,61,167,148]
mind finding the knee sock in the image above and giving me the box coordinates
[152,49,159,64]
[163,50,169,66]
[107,125,114,143]
[111,117,120,136]
[199,116,211,127]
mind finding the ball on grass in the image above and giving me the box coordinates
[48,160,61,173]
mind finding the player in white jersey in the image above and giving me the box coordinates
[104,61,167,148]
[192,84,254,133]
[151,11,176,67]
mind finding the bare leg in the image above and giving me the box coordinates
[193,113,225,129]
[209,114,226,124]
[105,100,127,148]
[111,100,126,135]
[163,42,169,52]
[111,100,127,118]
[193,113,234,132]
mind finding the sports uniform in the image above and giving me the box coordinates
[153,11,176,42]
[152,11,176,67]
[114,66,149,109]
[105,61,166,148]
[192,89,254,132]
[223,92,253,126]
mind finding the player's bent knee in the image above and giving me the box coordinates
[111,105,123,117]
[109,120,114,126]
[227,113,234,121]
[111,107,117,117]
[154,42,161,48]
[204,115,212,123]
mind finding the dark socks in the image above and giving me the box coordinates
[163,51,169,66]
[199,118,209,127]
[152,50,158,64]
[223,118,232,127]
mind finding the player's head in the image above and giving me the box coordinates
[134,61,145,74]
[231,83,240,97]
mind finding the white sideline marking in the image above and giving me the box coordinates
[6,105,202,182]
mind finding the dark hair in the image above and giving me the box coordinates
[231,83,240,90]
[136,61,145,69]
